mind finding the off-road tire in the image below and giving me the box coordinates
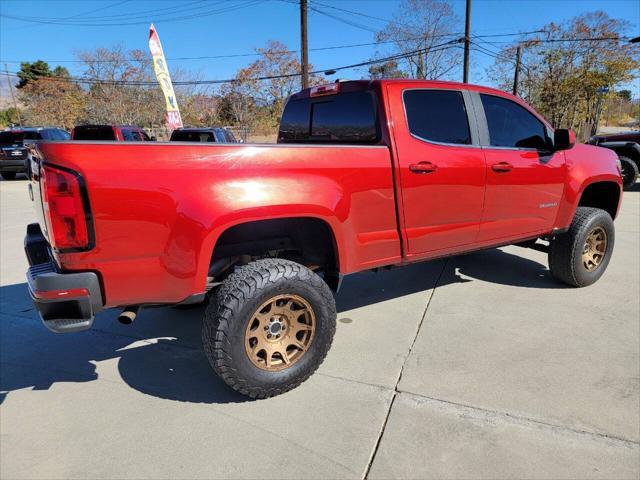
[548,207,614,287]
[619,156,638,190]
[0,172,17,180]
[202,259,336,399]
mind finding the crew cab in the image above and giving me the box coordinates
[24,80,622,399]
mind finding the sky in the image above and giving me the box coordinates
[0,0,639,95]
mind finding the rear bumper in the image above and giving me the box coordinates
[24,223,103,333]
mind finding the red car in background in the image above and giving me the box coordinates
[71,124,155,141]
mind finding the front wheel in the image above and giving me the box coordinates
[202,259,336,399]
[548,207,615,287]
[619,156,638,190]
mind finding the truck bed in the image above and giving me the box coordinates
[33,141,402,307]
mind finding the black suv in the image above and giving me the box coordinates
[0,128,70,180]
[169,127,237,143]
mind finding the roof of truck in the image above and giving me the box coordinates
[291,78,522,101]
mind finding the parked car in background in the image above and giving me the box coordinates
[588,131,640,189]
[170,127,238,143]
[0,127,69,180]
[71,125,155,142]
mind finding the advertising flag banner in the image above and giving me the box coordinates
[148,24,183,130]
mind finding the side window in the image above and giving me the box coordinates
[214,129,226,143]
[122,129,139,141]
[480,94,549,150]
[403,89,471,145]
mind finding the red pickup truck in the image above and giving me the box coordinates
[25,80,622,398]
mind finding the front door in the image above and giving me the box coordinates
[387,85,486,256]
[476,93,566,242]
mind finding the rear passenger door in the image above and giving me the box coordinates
[387,85,486,256]
[474,93,565,242]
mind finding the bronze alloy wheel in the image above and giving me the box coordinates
[244,294,316,371]
[582,226,608,272]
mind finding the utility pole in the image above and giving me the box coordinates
[4,64,22,126]
[462,0,471,83]
[300,0,309,89]
[512,45,522,96]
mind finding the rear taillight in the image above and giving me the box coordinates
[41,164,92,251]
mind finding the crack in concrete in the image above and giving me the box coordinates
[362,259,449,480]
[399,391,640,448]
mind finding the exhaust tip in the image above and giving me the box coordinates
[118,306,139,325]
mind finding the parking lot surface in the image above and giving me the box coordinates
[1,176,638,479]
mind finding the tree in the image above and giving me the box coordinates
[237,40,323,130]
[77,45,165,126]
[17,61,70,89]
[19,78,85,129]
[219,70,258,139]
[617,89,632,102]
[487,11,639,135]
[0,107,22,127]
[181,93,221,127]
[374,0,460,80]
[368,60,405,79]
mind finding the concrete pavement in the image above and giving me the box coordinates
[1,176,638,479]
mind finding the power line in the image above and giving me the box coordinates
[0,0,263,27]
[0,37,460,64]
[1,30,548,65]
[3,0,208,23]
[308,5,379,33]
[310,0,392,24]
[0,40,461,87]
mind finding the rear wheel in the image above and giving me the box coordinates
[202,258,336,399]
[619,156,638,189]
[0,172,17,180]
[548,207,614,287]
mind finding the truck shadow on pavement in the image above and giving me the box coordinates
[1,247,562,405]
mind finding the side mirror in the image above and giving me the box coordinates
[554,129,575,151]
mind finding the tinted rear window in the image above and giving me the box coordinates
[0,132,25,143]
[278,91,378,144]
[403,90,471,145]
[0,131,42,142]
[170,130,216,142]
[73,126,116,141]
